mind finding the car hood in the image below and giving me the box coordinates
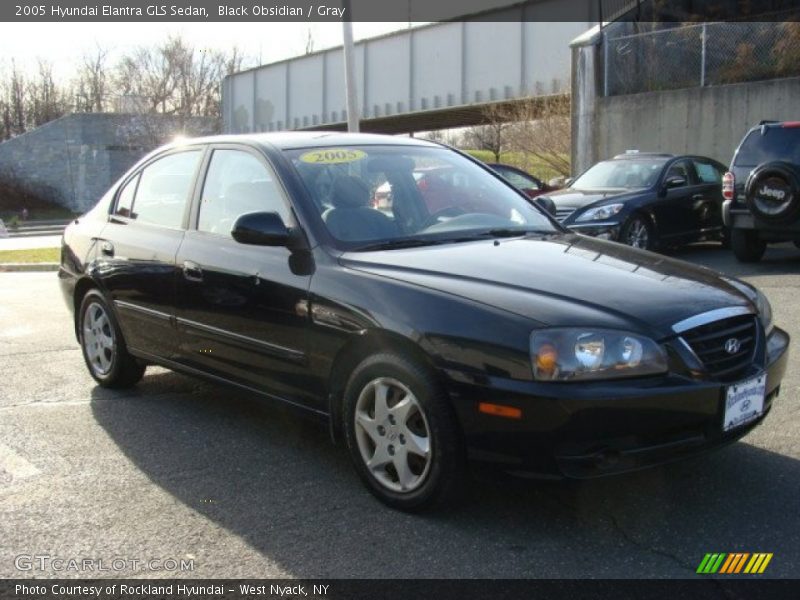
[545,188,640,210]
[339,234,754,340]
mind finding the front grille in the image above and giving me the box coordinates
[555,208,574,223]
[681,314,758,382]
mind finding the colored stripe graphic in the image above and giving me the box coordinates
[696,554,713,573]
[697,553,727,574]
[720,553,749,574]
[719,554,735,574]
[733,553,750,573]
[699,553,773,574]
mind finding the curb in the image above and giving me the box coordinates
[0,262,60,272]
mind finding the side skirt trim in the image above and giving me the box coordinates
[128,347,329,419]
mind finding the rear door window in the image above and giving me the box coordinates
[734,127,800,167]
[664,160,694,186]
[114,174,139,218]
[126,150,203,228]
[692,159,724,184]
[496,167,539,190]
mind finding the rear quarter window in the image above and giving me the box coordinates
[734,127,800,167]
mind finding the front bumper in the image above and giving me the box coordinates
[445,326,790,479]
[564,221,621,241]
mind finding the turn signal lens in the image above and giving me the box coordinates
[478,402,522,420]
[534,343,559,379]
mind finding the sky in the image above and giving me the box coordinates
[0,22,420,82]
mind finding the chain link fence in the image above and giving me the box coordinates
[604,20,800,96]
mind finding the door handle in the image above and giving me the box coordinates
[182,261,203,282]
[100,241,114,257]
[692,194,705,201]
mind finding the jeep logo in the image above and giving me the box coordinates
[758,185,787,201]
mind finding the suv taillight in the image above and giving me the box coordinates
[722,171,735,201]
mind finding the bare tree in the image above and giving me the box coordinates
[0,34,248,138]
[500,94,572,176]
[28,60,68,127]
[462,106,510,162]
[8,61,26,136]
[115,39,180,113]
[75,45,109,112]
[115,35,243,117]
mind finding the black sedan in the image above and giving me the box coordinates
[541,153,728,250]
[59,134,788,511]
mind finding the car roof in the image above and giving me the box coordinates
[756,120,800,127]
[611,152,674,160]
[165,131,441,152]
[745,120,800,136]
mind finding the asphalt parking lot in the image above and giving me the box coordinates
[0,243,798,579]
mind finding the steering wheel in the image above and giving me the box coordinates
[420,206,467,229]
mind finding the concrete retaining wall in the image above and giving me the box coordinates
[592,76,800,168]
[0,113,219,212]
[570,26,800,174]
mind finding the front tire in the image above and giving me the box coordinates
[620,215,655,250]
[78,290,145,388]
[342,352,465,511]
[731,228,766,263]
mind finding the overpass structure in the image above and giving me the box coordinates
[221,5,595,135]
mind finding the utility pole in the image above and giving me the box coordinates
[341,0,360,132]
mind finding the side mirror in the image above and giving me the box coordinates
[232,212,292,247]
[664,175,687,189]
[534,196,557,216]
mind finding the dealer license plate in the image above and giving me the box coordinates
[723,373,766,432]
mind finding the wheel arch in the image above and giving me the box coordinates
[326,329,440,443]
[72,277,100,340]
[624,208,659,243]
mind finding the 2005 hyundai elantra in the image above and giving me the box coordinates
[59,133,789,510]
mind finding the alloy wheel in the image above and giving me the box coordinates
[353,377,432,493]
[82,302,116,376]
[625,218,650,249]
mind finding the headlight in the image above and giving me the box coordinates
[531,329,667,381]
[755,289,774,335]
[575,203,624,222]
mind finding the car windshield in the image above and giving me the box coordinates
[285,144,558,249]
[571,158,667,190]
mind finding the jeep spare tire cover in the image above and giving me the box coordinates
[745,161,800,223]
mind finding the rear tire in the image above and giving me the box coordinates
[78,290,145,388]
[342,352,465,511]
[720,227,731,249]
[731,229,766,263]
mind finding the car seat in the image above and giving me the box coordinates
[323,176,397,241]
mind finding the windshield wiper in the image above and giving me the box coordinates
[354,238,452,252]
[354,229,552,251]
[472,228,551,238]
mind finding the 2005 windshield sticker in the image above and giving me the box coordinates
[299,148,367,164]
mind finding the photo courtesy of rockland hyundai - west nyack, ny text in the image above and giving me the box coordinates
[0,1,799,599]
